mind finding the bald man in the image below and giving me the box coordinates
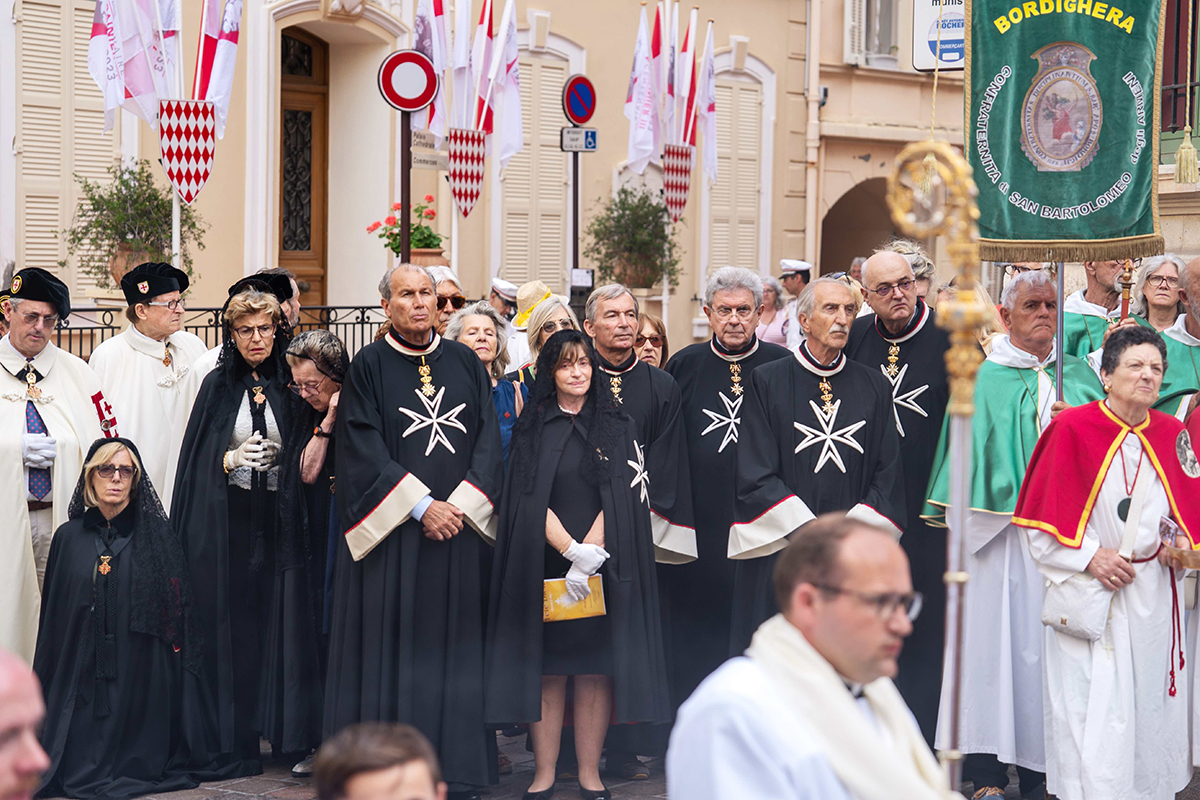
[0,649,49,800]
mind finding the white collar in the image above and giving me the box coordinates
[0,334,57,378]
[124,323,174,356]
[794,341,846,377]
[986,334,1057,370]
[1163,314,1200,347]
[872,298,931,343]
[1064,289,1120,320]
[384,330,441,357]
[709,336,761,363]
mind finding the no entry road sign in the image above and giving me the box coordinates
[378,50,438,112]
[562,74,597,126]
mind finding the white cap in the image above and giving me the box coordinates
[779,259,813,277]
[491,277,518,302]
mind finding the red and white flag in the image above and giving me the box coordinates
[451,0,473,129]
[676,7,697,146]
[623,5,656,175]
[88,0,180,130]
[193,0,242,138]
[470,0,494,133]
[696,20,717,184]
[411,0,449,144]
[485,0,523,168]
[649,3,665,162]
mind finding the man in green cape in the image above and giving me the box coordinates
[1061,260,1128,359]
[923,270,1103,800]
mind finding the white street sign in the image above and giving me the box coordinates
[560,127,598,152]
[912,0,965,72]
[413,150,449,170]
[412,130,438,150]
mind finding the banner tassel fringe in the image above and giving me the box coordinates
[1177,126,1199,185]
[918,152,938,196]
[979,236,1165,263]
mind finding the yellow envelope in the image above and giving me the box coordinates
[543,576,607,622]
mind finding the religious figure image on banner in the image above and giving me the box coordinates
[1020,43,1102,172]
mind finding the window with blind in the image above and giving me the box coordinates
[500,55,568,292]
[16,0,119,296]
[708,78,762,273]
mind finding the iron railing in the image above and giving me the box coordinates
[1164,0,1200,132]
[54,305,391,362]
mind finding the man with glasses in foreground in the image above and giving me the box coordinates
[845,248,952,746]
[668,514,953,800]
[0,268,116,661]
[88,262,208,510]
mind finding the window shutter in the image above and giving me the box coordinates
[500,56,568,292]
[708,79,761,274]
[844,0,866,65]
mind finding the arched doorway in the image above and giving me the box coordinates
[819,177,897,276]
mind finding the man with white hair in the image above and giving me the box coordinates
[1061,260,1127,358]
[729,276,904,655]
[845,248,952,745]
[665,267,790,717]
[1154,255,1200,419]
[0,649,50,800]
[924,270,1102,799]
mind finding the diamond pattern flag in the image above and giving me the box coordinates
[662,143,693,223]
[448,127,486,217]
[158,99,216,205]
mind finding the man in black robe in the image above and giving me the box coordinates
[664,267,789,711]
[326,263,503,800]
[845,248,951,746]
[581,284,694,777]
[730,276,904,654]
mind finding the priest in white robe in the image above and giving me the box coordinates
[88,263,207,509]
[667,514,956,800]
[0,268,117,661]
[1014,324,1196,800]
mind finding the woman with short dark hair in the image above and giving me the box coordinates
[485,330,669,800]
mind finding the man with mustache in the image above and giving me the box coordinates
[728,276,904,655]
[844,247,952,746]
[0,649,49,800]
[924,270,1102,799]
[1061,259,1127,358]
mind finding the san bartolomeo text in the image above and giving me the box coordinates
[965,0,1165,261]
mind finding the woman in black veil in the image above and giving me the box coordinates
[33,437,258,800]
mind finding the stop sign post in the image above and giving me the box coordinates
[377,50,438,261]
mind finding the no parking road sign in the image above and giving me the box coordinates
[562,74,597,126]
[378,49,438,112]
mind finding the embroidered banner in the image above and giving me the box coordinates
[965,0,1166,260]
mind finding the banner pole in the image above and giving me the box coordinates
[1055,261,1064,402]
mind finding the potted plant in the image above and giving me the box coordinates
[60,159,206,293]
[583,186,681,290]
[367,195,449,267]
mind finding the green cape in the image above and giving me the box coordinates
[1061,311,1153,361]
[922,354,1104,524]
[1157,334,1200,417]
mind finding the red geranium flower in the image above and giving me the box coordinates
[424,209,436,219]
[392,202,403,211]
[366,221,382,233]
[384,215,397,226]
[424,194,435,203]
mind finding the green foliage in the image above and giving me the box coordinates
[60,159,206,288]
[368,194,446,254]
[583,187,681,290]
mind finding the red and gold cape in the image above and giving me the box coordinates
[1013,400,1200,549]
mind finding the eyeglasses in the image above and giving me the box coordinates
[232,323,276,340]
[95,464,135,481]
[867,278,915,299]
[710,305,755,320]
[147,299,185,311]
[1000,263,1035,276]
[541,319,575,334]
[288,375,329,396]
[811,583,924,621]
[1148,275,1180,289]
[18,312,58,327]
[636,334,663,347]
[437,295,466,311]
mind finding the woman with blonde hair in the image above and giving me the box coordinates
[35,438,258,798]
[636,313,669,368]
[506,295,581,385]
[172,281,314,764]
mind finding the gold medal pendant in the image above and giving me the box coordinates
[25,369,41,400]
[98,555,112,576]
[609,375,623,404]
[819,378,835,415]
[163,344,173,368]
[885,343,900,378]
[419,356,436,397]
[730,363,743,396]
[252,386,266,405]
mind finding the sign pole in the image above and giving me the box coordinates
[572,151,580,270]
[401,112,412,263]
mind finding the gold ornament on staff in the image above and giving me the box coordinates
[1119,258,1135,320]
[886,140,986,789]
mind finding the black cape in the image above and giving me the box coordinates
[35,501,256,799]
[326,332,504,790]
[483,406,669,726]
[663,336,790,704]
[170,350,317,757]
[729,344,905,653]
[845,299,951,745]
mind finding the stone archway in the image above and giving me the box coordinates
[819,177,897,276]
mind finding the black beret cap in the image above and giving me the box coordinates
[121,262,189,305]
[227,273,294,303]
[4,267,71,319]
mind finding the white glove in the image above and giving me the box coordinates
[22,433,56,469]
[226,433,269,471]
[254,440,281,472]
[563,541,610,576]
[564,564,593,602]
